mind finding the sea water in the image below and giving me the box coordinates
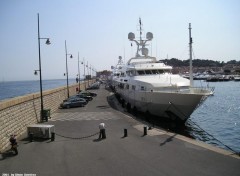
[186,80,240,154]
[0,79,77,100]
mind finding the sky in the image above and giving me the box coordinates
[0,0,239,81]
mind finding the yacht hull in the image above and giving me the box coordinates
[117,89,208,122]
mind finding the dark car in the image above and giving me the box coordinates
[80,91,97,97]
[60,98,87,109]
[86,82,100,90]
[76,93,93,101]
[63,97,88,104]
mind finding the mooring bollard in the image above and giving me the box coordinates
[29,133,33,142]
[124,129,128,137]
[143,126,147,136]
[51,132,55,141]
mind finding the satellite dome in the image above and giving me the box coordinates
[146,32,153,40]
[128,32,135,41]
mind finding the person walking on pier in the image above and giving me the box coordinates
[98,122,106,139]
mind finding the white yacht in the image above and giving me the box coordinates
[114,19,213,122]
[110,56,125,90]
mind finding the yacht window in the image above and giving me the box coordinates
[151,70,158,74]
[145,70,151,75]
[137,70,145,75]
[141,86,145,91]
[129,71,135,77]
[158,70,164,74]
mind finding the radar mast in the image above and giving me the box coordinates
[128,18,153,57]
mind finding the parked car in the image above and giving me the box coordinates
[76,93,93,101]
[80,91,97,97]
[86,82,100,90]
[63,97,88,104]
[60,98,87,109]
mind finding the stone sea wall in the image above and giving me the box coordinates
[0,81,94,152]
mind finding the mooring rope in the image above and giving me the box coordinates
[169,102,240,156]
[188,120,239,156]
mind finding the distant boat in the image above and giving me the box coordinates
[233,75,240,81]
[206,75,231,82]
[206,76,219,82]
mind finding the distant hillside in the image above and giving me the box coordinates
[159,58,240,67]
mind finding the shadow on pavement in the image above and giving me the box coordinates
[160,134,177,146]
[93,138,105,142]
[21,137,51,144]
[96,105,110,109]
[0,150,17,161]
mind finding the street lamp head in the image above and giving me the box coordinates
[70,54,73,58]
[34,70,38,75]
[46,38,51,45]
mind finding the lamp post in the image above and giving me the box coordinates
[81,58,86,90]
[77,52,81,92]
[94,68,97,78]
[89,64,94,83]
[35,13,51,122]
[65,40,73,98]
[91,67,95,78]
[86,61,90,87]
[90,64,92,81]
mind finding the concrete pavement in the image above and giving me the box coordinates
[0,85,239,176]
